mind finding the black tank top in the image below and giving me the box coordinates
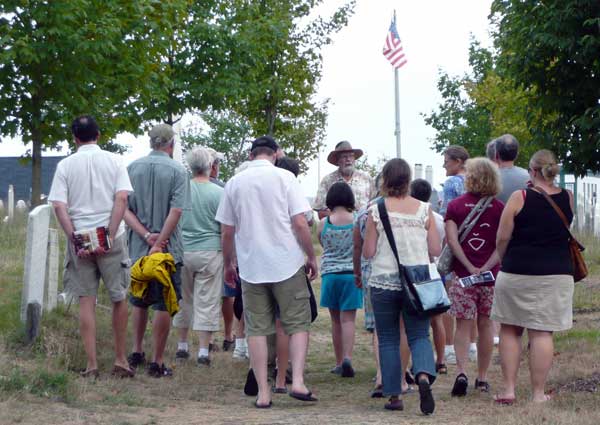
[502,188,573,276]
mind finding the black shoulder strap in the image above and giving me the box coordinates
[376,197,404,275]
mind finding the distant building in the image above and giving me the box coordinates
[0,156,66,204]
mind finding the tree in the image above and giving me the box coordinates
[0,0,186,205]
[491,0,600,176]
[423,39,541,166]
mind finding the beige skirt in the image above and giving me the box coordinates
[490,271,574,332]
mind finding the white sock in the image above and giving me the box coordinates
[236,338,247,348]
[445,345,455,353]
[493,336,500,345]
[178,342,188,352]
[198,348,209,358]
[470,342,478,351]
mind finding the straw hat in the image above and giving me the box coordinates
[327,141,364,165]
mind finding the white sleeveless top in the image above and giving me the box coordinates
[368,200,431,291]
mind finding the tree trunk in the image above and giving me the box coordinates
[30,136,43,207]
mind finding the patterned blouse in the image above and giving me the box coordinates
[440,174,465,216]
[320,216,355,275]
[368,200,431,291]
[313,169,375,212]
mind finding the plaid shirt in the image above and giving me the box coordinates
[313,169,375,211]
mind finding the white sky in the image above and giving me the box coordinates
[1,0,493,198]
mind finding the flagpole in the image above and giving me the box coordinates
[394,66,401,158]
[393,10,401,158]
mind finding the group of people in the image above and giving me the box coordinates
[49,115,577,415]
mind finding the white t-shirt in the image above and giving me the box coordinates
[433,211,445,246]
[48,144,133,235]
[215,159,311,283]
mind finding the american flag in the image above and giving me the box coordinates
[383,16,407,69]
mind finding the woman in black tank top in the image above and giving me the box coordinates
[491,150,575,405]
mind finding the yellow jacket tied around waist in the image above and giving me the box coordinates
[129,253,179,316]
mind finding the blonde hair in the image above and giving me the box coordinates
[464,157,502,197]
[530,149,560,181]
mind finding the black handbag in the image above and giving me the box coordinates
[377,198,451,317]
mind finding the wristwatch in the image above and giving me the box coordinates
[143,232,151,241]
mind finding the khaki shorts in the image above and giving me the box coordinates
[242,267,311,337]
[173,250,223,331]
[63,233,129,302]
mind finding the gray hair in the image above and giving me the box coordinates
[186,146,213,176]
[486,140,497,161]
[491,134,519,162]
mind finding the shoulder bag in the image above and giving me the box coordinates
[534,186,587,282]
[377,198,451,317]
[437,196,493,275]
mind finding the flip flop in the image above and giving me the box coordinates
[494,395,516,406]
[289,391,318,402]
[402,386,415,395]
[111,365,135,378]
[254,400,272,409]
[272,386,288,394]
[79,368,99,378]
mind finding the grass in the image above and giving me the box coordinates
[1,216,600,424]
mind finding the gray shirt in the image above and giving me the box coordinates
[498,166,529,204]
[127,151,190,264]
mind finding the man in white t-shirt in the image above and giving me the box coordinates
[48,115,134,378]
[216,136,318,408]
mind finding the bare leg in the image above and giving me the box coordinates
[476,314,494,381]
[431,314,446,365]
[329,309,343,366]
[340,310,357,360]
[248,335,271,406]
[131,306,148,354]
[79,296,98,371]
[470,316,478,344]
[275,321,290,388]
[237,315,246,338]
[528,329,554,402]
[178,327,189,344]
[497,324,524,399]
[443,313,455,345]
[289,331,310,395]
[152,311,171,365]
[198,330,212,351]
[400,316,410,391]
[112,299,129,368]
[222,297,235,342]
[454,318,472,376]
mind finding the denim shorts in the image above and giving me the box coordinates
[129,264,182,312]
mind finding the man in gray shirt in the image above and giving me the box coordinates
[486,134,530,204]
[124,124,190,377]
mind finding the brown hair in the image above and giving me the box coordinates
[464,157,502,197]
[381,158,411,197]
[444,145,470,166]
[530,149,560,181]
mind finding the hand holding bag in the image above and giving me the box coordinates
[377,198,451,317]
[534,187,587,282]
[437,196,493,275]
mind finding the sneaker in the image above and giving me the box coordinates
[384,397,404,411]
[175,349,190,360]
[147,362,173,378]
[127,352,146,369]
[445,349,457,365]
[222,339,236,352]
[330,365,342,375]
[341,358,355,378]
[469,346,478,362]
[197,356,211,367]
[233,344,249,360]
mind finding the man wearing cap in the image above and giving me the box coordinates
[314,141,375,219]
[216,135,318,408]
[124,123,190,377]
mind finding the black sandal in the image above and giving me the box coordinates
[436,363,448,375]
[451,373,468,397]
[475,378,490,393]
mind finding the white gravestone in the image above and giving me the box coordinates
[0,199,4,212]
[45,228,59,312]
[8,184,14,222]
[16,199,27,212]
[20,204,51,323]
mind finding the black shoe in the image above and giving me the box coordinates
[175,349,190,360]
[475,378,490,393]
[222,339,235,352]
[127,352,145,369]
[209,342,220,353]
[147,362,173,378]
[197,356,211,367]
[418,379,435,415]
[341,358,355,378]
[244,368,259,396]
[405,371,415,385]
[451,373,468,397]
[384,397,404,411]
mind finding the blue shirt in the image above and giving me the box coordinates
[440,175,465,216]
[320,216,354,275]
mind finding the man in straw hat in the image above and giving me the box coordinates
[313,141,375,219]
